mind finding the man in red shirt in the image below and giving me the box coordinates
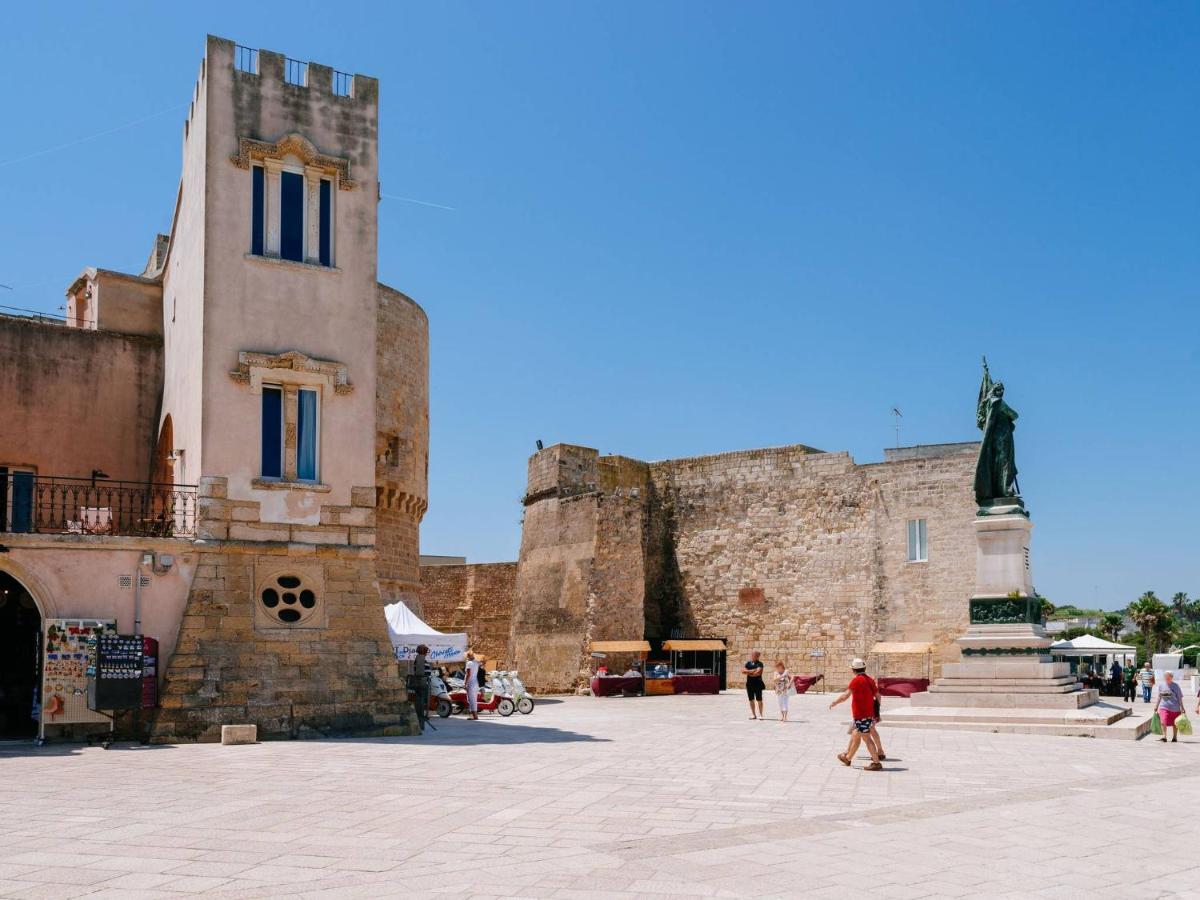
[829,658,883,771]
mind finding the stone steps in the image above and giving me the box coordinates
[928,679,1079,693]
[910,688,1099,709]
[883,708,1152,741]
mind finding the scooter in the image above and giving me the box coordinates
[493,670,535,714]
[448,678,515,717]
[429,672,453,718]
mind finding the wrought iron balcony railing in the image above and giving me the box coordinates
[0,473,198,538]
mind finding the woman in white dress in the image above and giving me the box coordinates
[464,651,480,720]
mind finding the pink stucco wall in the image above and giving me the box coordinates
[0,315,162,483]
[0,536,198,666]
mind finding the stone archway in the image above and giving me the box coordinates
[0,566,45,738]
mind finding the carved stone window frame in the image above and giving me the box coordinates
[234,132,346,266]
[231,350,352,489]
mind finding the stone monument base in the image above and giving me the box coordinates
[886,630,1148,738]
[883,514,1150,739]
[884,702,1149,740]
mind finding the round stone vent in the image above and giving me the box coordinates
[259,572,321,626]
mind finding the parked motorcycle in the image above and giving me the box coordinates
[429,672,453,718]
[493,670,535,714]
[447,680,515,716]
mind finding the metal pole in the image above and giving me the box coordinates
[134,557,144,635]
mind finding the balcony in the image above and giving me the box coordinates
[0,474,198,538]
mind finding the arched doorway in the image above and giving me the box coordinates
[0,572,41,739]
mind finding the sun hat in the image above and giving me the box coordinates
[850,658,867,670]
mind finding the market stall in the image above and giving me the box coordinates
[869,641,933,697]
[1050,635,1136,686]
[589,641,651,696]
[662,639,725,694]
[384,601,468,664]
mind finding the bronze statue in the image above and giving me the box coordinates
[974,357,1021,509]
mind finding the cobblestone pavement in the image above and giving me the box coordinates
[0,690,1197,898]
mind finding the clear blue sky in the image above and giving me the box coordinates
[2,3,1197,610]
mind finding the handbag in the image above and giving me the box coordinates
[1176,715,1193,736]
[1150,713,1164,736]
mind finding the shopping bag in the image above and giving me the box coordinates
[1150,714,1164,736]
[1176,715,1193,736]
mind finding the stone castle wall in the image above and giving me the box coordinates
[375,283,429,608]
[419,562,518,666]
[650,443,977,686]
[494,441,978,693]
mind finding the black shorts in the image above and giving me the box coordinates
[746,679,764,701]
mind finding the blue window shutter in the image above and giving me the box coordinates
[11,471,34,533]
[280,171,304,261]
[319,179,332,266]
[297,390,318,481]
[251,166,264,256]
[261,387,282,478]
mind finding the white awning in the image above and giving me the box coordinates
[384,601,468,663]
[1049,634,1136,653]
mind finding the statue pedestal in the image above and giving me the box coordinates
[885,514,1147,739]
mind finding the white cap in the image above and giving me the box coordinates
[850,658,867,670]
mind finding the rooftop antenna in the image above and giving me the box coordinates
[891,407,903,448]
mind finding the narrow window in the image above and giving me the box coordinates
[297,389,318,481]
[906,518,928,562]
[261,386,283,478]
[9,469,35,533]
[280,171,304,262]
[250,165,265,256]
[318,178,332,266]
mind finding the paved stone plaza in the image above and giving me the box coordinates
[0,691,1196,899]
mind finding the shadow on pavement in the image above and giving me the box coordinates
[0,740,175,758]
[407,718,611,745]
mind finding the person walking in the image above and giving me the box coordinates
[1154,671,1184,743]
[1109,659,1123,697]
[411,644,431,732]
[744,651,765,720]
[464,651,481,721]
[772,660,793,722]
[1122,662,1137,703]
[829,658,883,771]
[1138,662,1155,703]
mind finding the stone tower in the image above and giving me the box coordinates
[147,36,427,740]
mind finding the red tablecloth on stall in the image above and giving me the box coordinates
[878,677,929,698]
[671,674,720,694]
[590,676,644,697]
[793,674,824,694]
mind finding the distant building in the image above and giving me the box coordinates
[0,36,428,742]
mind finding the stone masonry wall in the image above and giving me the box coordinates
[507,446,658,693]
[375,283,429,608]
[650,443,978,688]
[504,442,978,693]
[419,562,518,665]
[152,476,416,741]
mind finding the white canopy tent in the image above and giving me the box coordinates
[1050,634,1136,664]
[383,601,468,663]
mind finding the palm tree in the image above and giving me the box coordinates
[1171,592,1191,625]
[1128,591,1172,657]
[1099,612,1125,641]
[1038,596,1055,623]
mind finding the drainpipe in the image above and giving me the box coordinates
[134,552,152,635]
